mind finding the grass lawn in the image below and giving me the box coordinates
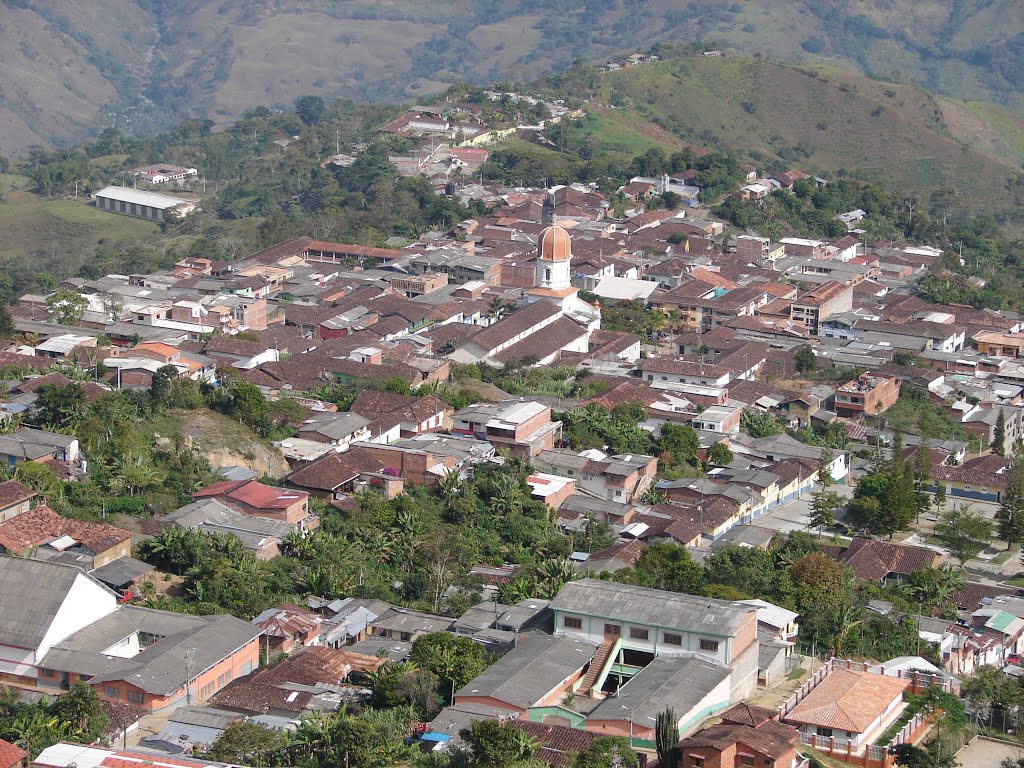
[0,191,158,265]
[992,546,1018,565]
[1006,575,1024,588]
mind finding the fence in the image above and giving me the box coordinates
[797,712,930,768]
[783,659,937,768]
[780,659,951,717]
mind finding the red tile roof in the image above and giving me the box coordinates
[193,478,307,510]
[785,668,909,733]
[510,720,602,766]
[840,538,939,581]
[0,505,132,557]
[0,480,34,509]
[0,739,26,768]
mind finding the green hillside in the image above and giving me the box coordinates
[586,56,1024,220]
[2,0,1023,156]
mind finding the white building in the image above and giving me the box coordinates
[0,556,118,681]
[94,186,198,221]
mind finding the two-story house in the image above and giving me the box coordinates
[550,579,759,701]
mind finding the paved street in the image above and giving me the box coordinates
[756,485,856,536]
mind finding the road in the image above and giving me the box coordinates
[755,485,856,536]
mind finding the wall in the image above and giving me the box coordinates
[555,611,734,666]
[38,574,118,664]
[96,637,260,712]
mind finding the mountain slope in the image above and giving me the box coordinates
[2,0,1023,156]
[593,56,1024,219]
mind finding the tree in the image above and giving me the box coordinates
[795,344,817,373]
[573,736,638,768]
[659,422,700,465]
[997,453,1024,549]
[295,95,326,126]
[52,681,109,743]
[227,381,269,426]
[740,409,783,438]
[35,382,85,430]
[45,290,88,325]
[809,446,840,536]
[620,543,704,594]
[149,364,177,411]
[707,443,734,466]
[203,721,287,765]
[789,553,850,613]
[935,503,993,565]
[655,708,679,768]
[993,409,1007,455]
[459,719,538,768]
[0,305,16,338]
[410,633,489,700]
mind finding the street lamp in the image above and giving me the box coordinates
[621,704,633,748]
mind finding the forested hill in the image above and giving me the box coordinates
[3,0,1024,155]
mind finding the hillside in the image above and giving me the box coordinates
[590,56,1024,220]
[2,0,1024,156]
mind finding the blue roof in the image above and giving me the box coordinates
[421,732,451,743]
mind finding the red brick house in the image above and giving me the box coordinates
[679,703,799,768]
[251,604,322,654]
[192,479,315,531]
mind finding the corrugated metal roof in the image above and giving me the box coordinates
[551,579,754,637]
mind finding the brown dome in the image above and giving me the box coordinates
[537,225,572,262]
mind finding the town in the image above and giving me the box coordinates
[2,76,1023,768]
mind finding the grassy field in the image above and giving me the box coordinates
[0,190,159,268]
[597,57,1024,220]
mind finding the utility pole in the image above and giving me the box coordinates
[336,127,341,155]
[185,647,196,705]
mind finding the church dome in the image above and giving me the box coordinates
[537,225,572,262]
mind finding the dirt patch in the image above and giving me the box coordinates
[151,409,290,479]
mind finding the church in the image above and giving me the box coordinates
[446,224,602,367]
[523,224,602,323]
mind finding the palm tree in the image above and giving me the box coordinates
[438,469,463,511]
[303,564,339,597]
[489,474,523,516]
[281,530,309,559]
[207,532,243,561]
[497,577,533,604]
[535,559,574,598]
[508,729,540,762]
[831,604,863,657]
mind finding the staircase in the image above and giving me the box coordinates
[577,639,617,696]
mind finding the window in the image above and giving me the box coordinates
[564,617,583,629]
[41,668,55,677]
[815,727,833,738]
[741,757,755,767]
[103,686,120,699]
[127,690,144,704]
[629,627,649,640]
[692,758,704,768]
[663,633,682,646]
[604,623,621,636]
[699,639,719,652]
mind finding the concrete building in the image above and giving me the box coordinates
[549,579,759,701]
[834,374,901,418]
[789,281,853,335]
